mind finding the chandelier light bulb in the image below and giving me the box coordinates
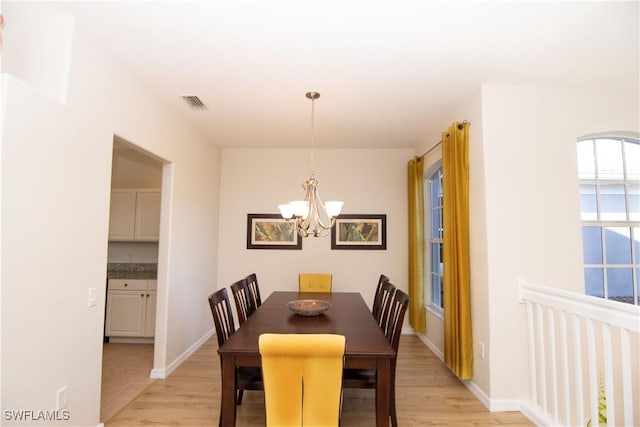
[278,204,294,220]
[290,201,309,218]
[324,201,344,217]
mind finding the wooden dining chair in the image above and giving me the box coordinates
[371,274,390,319]
[298,273,333,292]
[207,288,262,414]
[259,333,346,427]
[230,278,255,325]
[343,286,409,427]
[245,272,262,309]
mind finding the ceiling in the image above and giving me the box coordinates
[41,1,639,149]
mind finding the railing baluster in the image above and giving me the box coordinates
[572,313,584,427]
[620,328,633,425]
[536,303,547,412]
[559,310,570,426]
[526,301,538,409]
[547,306,559,423]
[586,318,599,427]
[602,323,615,426]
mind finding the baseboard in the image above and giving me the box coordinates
[460,371,525,414]
[415,333,444,361]
[108,337,154,344]
[150,329,214,379]
[463,378,491,409]
[519,402,558,426]
[487,398,523,412]
[464,378,543,427]
[401,325,415,335]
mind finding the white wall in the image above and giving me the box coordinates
[1,3,220,426]
[480,83,640,404]
[217,148,413,314]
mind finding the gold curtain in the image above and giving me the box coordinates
[442,121,472,380]
[407,156,426,333]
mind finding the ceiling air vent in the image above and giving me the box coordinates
[181,95,209,110]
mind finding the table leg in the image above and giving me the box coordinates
[376,358,391,427]
[220,355,237,426]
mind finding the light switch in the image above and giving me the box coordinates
[56,386,68,410]
[88,288,98,307]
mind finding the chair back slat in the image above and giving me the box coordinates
[231,278,255,325]
[372,274,390,319]
[245,273,262,308]
[208,288,236,348]
[377,281,397,329]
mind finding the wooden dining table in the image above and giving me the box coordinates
[217,291,396,426]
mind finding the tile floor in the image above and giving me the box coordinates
[101,342,154,422]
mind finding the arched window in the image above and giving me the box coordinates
[425,164,444,313]
[577,136,639,305]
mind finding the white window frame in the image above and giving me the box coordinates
[424,162,444,319]
[577,134,639,305]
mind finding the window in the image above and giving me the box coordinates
[577,136,639,305]
[427,166,444,312]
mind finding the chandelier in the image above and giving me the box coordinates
[278,91,343,237]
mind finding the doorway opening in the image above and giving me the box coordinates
[101,136,165,422]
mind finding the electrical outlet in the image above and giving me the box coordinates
[56,386,68,410]
[88,288,98,307]
[478,343,485,360]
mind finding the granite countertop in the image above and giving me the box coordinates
[107,263,157,279]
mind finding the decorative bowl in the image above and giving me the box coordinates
[287,299,332,316]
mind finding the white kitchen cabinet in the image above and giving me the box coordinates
[134,191,161,241]
[106,279,157,338]
[108,189,161,242]
[108,190,137,240]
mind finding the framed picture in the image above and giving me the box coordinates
[246,214,302,250]
[331,214,386,250]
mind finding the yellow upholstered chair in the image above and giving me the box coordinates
[298,273,333,292]
[259,333,346,427]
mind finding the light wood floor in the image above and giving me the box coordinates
[105,335,533,426]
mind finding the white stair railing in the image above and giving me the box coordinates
[519,280,639,427]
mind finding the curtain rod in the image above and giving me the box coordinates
[420,140,442,158]
[420,121,470,158]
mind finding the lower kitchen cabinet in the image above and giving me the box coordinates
[106,279,157,338]
[144,291,156,336]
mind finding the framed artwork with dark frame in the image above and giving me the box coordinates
[331,214,386,250]
[246,214,302,250]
